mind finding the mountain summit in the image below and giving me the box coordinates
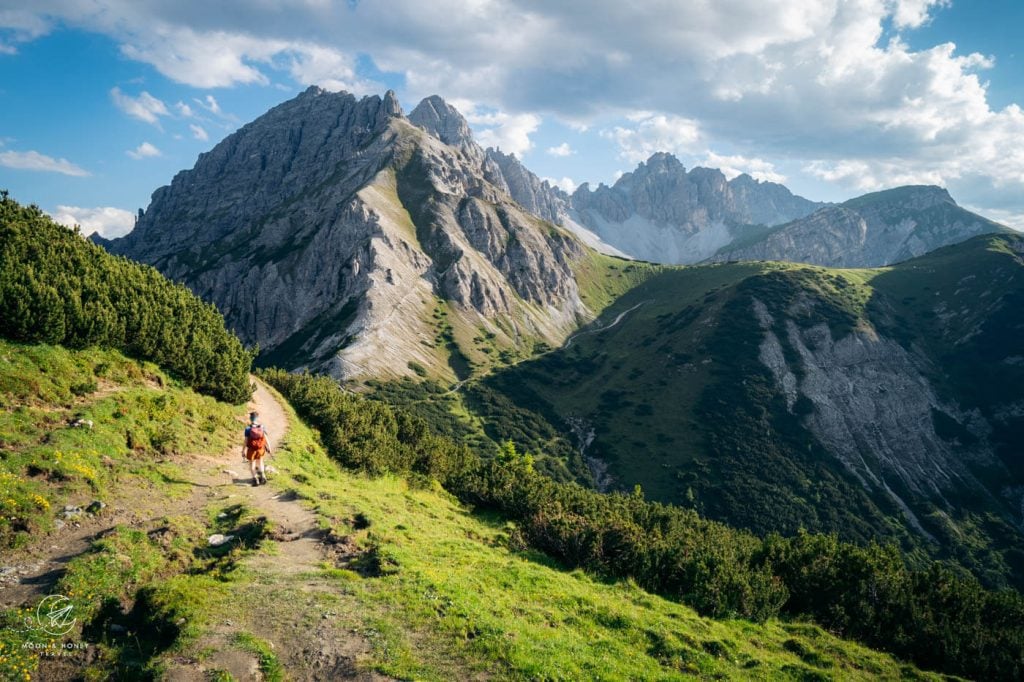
[106,89,599,381]
[408,94,475,150]
[569,154,823,263]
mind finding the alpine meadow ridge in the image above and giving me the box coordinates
[2,75,1024,682]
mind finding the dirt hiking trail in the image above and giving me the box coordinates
[164,379,387,681]
[2,378,387,681]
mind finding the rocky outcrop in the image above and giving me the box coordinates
[106,88,592,381]
[754,297,1001,540]
[406,101,834,266]
[485,149,569,225]
[713,186,1008,267]
[729,173,830,228]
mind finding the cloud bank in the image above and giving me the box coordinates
[2,0,1021,222]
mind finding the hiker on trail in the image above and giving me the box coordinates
[243,411,271,487]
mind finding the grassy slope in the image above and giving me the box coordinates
[0,339,256,680]
[474,234,1024,586]
[263,384,949,681]
[481,260,784,501]
[0,340,240,550]
[0,341,960,680]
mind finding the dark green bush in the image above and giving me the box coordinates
[260,369,475,481]
[264,368,1024,680]
[0,193,253,403]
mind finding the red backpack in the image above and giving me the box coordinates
[246,424,266,452]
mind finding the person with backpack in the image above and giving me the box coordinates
[243,411,272,486]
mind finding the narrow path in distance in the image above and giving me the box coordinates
[565,299,652,349]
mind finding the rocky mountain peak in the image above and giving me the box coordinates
[408,95,474,148]
[713,185,1006,267]
[103,87,593,383]
[638,151,685,175]
[298,85,326,98]
[381,89,403,118]
[566,152,824,263]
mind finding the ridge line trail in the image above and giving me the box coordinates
[194,378,323,572]
[0,381,321,607]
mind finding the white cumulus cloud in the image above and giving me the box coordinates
[546,142,574,157]
[111,87,169,126]
[890,0,949,29]
[126,141,161,159]
[0,149,89,176]
[542,176,578,193]
[603,114,703,164]
[457,104,540,157]
[50,205,136,238]
[119,26,276,88]
[189,124,208,141]
[702,152,787,184]
[285,43,380,94]
[195,94,222,116]
[0,8,49,53]
[7,0,1024,219]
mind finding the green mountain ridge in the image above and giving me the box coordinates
[472,233,1024,590]
[0,193,253,404]
[0,337,972,681]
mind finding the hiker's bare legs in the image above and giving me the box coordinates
[248,456,267,485]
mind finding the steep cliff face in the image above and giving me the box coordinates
[485,149,569,225]
[569,153,823,263]
[754,299,992,543]
[107,88,594,381]
[713,186,1009,266]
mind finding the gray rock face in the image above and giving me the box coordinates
[106,89,590,381]
[714,186,1008,267]
[408,95,475,150]
[754,294,1007,543]
[570,153,823,263]
[406,102,827,265]
[111,87,401,261]
[729,173,829,227]
[485,149,569,225]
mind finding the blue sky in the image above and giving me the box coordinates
[1,0,1022,236]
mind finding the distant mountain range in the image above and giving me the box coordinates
[403,100,1009,267]
[517,150,826,264]
[711,185,1010,267]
